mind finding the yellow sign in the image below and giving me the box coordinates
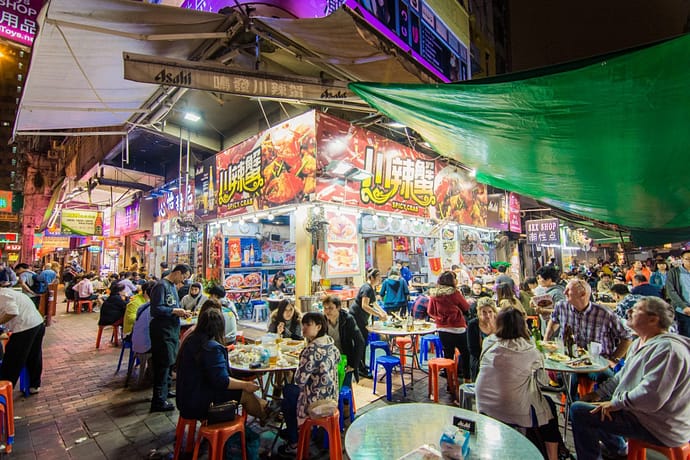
[61,210,103,236]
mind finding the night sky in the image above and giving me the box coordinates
[508,0,690,71]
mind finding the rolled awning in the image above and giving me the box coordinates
[14,0,229,134]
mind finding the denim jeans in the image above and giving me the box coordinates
[282,383,301,444]
[570,402,661,460]
[676,311,690,338]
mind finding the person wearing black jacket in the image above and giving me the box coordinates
[267,299,303,340]
[98,283,127,327]
[323,295,365,384]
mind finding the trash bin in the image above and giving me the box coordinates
[299,295,321,312]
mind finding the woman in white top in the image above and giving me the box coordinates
[475,307,565,460]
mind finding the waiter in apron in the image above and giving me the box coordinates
[149,264,192,412]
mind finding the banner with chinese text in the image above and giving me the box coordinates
[526,218,560,245]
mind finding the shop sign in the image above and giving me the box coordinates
[315,113,487,226]
[197,111,316,219]
[0,212,17,222]
[508,193,521,233]
[61,210,103,236]
[162,219,171,235]
[487,192,509,231]
[40,236,71,252]
[152,221,161,237]
[526,218,560,245]
[0,190,12,212]
[103,237,121,250]
[3,243,20,251]
[0,0,42,47]
[563,227,592,251]
[88,245,101,253]
[157,182,194,222]
[325,210,360,277]
[113,201,140,236]
[0,232,18,243]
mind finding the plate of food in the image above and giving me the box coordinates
[361,214,376,232]
[532,294,554,308]
[547,352,570,362]
[566,357,593,368]
[539,341,559,352]
[224,274,244,289]
[244,272,262,287]
[329,215,356,240]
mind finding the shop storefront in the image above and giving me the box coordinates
[193,110,518,306]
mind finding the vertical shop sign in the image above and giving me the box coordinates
[508,192,521,233]
[487,192,509,231]
[325,210,359,277]
[526,218,560,245]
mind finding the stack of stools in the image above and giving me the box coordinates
[0,381,14,453]
[296,409,342,460]
[419,334,443,364]
[373,355,406,401]
[627,439,690,460]
[192,412,248,460]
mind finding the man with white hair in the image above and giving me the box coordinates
[545,279,633,400]
[571,297,690,460]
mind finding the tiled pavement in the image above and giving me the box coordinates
[8,290,659,460]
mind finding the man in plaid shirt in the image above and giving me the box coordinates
[545,279,633,398]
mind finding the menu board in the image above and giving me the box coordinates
[325,210,360,277]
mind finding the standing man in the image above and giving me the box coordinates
[0,287,45,394]
[665,249,690,337]
[14,263,40,309]
[570,297,690,460]
[149,264,191,412]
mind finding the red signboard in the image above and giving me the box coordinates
[315,112,487,226]
[0,233,18,243]
[0,190,12,212]
[211,111,316,218]
[509,192,521,233]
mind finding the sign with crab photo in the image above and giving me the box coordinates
[211,111,317,218]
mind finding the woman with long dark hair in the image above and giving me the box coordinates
[176,307,267,422]
[268,299,303,340]
[428,270,471,382]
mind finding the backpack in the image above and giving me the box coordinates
[32,272,48,294]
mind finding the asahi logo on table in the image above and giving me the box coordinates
[154,68,192,86]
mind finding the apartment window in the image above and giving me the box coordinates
[1,122,9,127]
[11,146,16,153]
[17,74,22,82]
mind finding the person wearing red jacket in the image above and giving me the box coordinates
[428,270,471,382]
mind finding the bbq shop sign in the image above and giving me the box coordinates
[526,218,561,245]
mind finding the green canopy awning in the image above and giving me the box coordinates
[350,34,690,244]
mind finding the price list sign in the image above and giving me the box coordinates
[526,218,560,245]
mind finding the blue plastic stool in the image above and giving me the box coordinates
[368,340,391,374]
[373,355,406,401]
[420,334,443,364]
[338,386,356,431]
[367,332,381,343]
[18,367,29,397]
[116,337,134,374]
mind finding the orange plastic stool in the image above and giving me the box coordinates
[77,300,93,313]
[173,417,199,460]
[394,337,413,369]
[627,439,690,460]
[0,381,14,453]
[236,334,246,344]
[427,358,457,402]
[65,298,74,313]
[96,323,121,349]
[296,409,342,460]
[577,375,595,398]
[192,412,247,460]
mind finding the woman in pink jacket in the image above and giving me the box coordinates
[428,270,471,382]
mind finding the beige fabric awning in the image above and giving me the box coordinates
[14,0,229,134]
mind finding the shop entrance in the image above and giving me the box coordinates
[374,238,393,274]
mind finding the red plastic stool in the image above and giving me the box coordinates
[0,380,14,453]
[394,337,413,369]
[236,333,246,344]
[65,298,74,313]
[77,300,93,313]
[173,417,199,460]
[192,412,247,460]
[627,439,690,460]
[296,409,342,460]
[427,358,457,402]
[96,322,121,349]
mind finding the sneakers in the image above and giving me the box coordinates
[29,387,40,395]
[150,401,175,412]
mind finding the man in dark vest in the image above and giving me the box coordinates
[149,264,191,412]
